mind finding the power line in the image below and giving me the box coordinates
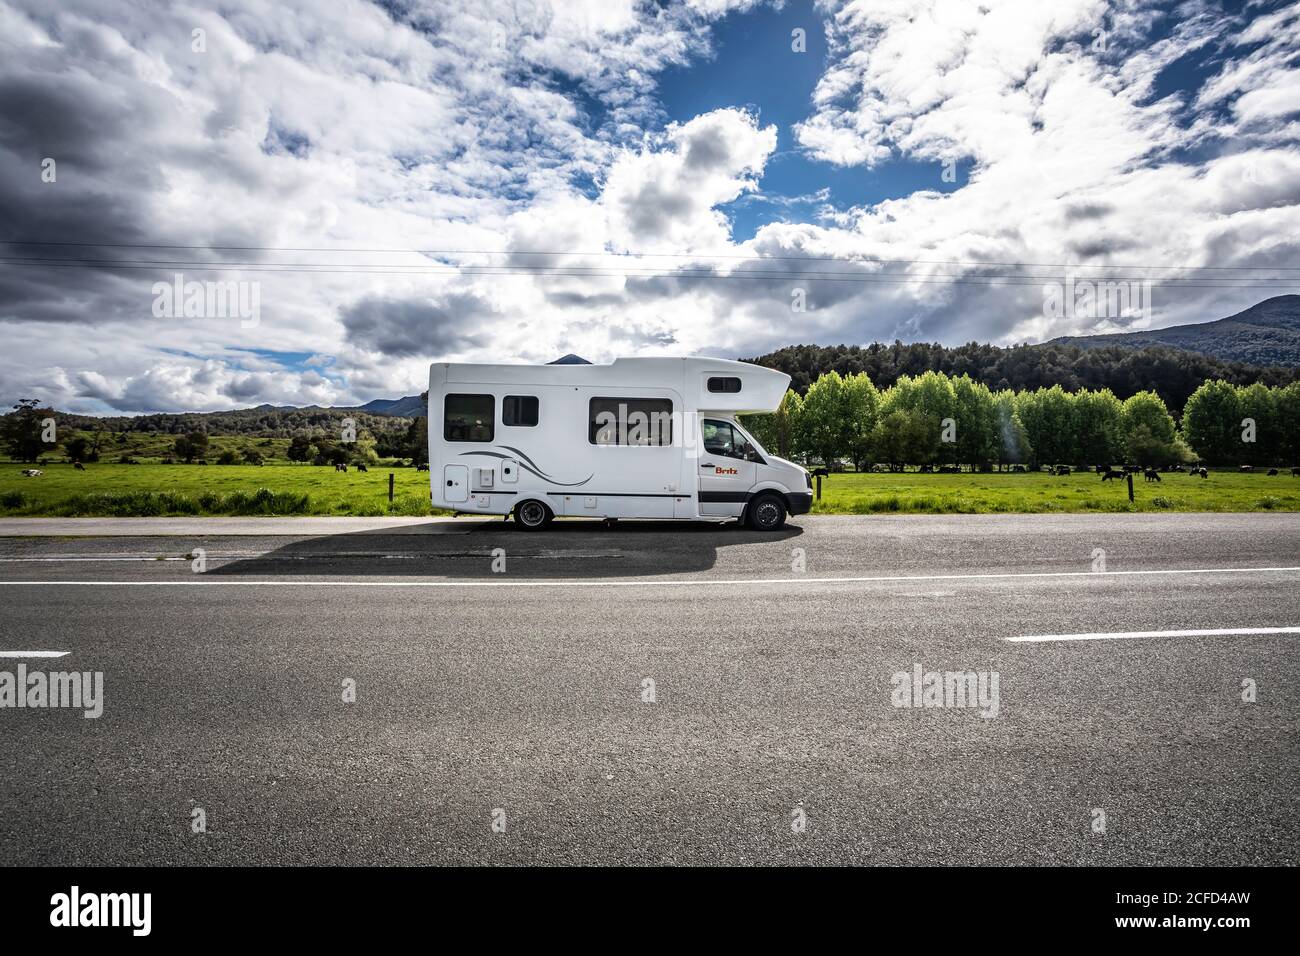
[0,256,1293,289]
[1,238,1297,273]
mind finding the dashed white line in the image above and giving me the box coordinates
[1007,626,1300,643]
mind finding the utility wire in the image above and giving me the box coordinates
[1,238,1297,273]
[0,256,1293,288]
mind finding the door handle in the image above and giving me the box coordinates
[700,462,714,468]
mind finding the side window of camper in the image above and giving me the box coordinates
[589,398,674,446]
[503,395,539,427]
[707,376,742,393]
[444,394,495,442]
[703,420,744,459]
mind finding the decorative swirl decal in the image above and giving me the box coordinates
[458,448,593,487]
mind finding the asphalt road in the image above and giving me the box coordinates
[1,513,1297,866]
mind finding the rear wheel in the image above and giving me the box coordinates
[746,493,786,531]
[515,499,553,530]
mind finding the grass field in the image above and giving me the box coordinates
[2,461,1299,517]
[0,462,440,516]
[812,469,1300,514]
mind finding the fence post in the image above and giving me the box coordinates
[815,475,822,501]
[1126,473,1134,503]
[388,472,395,503]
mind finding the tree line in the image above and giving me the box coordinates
[741,372,1300,470]
[747,342,1300,417]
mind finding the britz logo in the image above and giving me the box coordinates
[50,886,152,936]
[714,466,738,475]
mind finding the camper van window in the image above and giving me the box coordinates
[444,394,495,442]
[589,398,673,446]
[703,420,743,458]
[707,376,742,393]
[503,395,539,427]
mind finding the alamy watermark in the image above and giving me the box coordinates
[152,273,260,328]
[1,664,104,718]
[890,663,1000,718]
[1043,271,1152,322]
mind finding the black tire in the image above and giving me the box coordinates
[746,493,786,531]
[515,499,552,530]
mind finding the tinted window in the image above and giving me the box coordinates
[703,420,748,459]
[444,394,494,442]
[589,397,674,446]
[503,395,539,427]
[707,376,742,393]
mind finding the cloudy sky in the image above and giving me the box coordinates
[1,0,1298,414]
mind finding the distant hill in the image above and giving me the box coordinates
[1049,295,1300,366]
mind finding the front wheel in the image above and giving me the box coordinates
[515,499,553,530]
[746,493,787,531]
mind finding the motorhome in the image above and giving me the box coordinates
[427,356,811,530]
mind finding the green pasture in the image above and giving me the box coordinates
[1,461,1297,518]
[0,462,439,517]
[810,469,1300,515]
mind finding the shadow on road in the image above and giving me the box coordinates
[207,518,804,579]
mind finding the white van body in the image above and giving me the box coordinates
[427,357,811,529]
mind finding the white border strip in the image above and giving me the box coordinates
[0,566,1297,588]
[1007,626,1300,643]
[0,650,70,658]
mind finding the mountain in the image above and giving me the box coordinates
[1048,295,1300,366]
[354,395,426,417]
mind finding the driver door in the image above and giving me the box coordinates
[697,418,758,517]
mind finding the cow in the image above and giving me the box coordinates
[1240,465,1253,472]
[73,461,85,471]
[416,463,430,472]
[1144,469,1161,482]
[1124,464,1141,473]
[198,459,207,465]
[1101,470,1125,481]
[355,463,368,473]
[334,463,348,472]
[1198,468,1208,478]
[20,469,42,477]
[1055,465,1071,476]
[1268,468,1279,476]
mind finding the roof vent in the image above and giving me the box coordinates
[548,353,593,365]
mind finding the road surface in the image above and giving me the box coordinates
[1,513,1297,865]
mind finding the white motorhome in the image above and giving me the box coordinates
[427,356,811,530]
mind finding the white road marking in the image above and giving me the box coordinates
[0,557,188,562]
[1007,626,1300,643]
[0,565,1296,588]
[0,650,70,658]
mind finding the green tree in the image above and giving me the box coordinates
[1182,380,1242,464]
[950,375,999,469]
[1071,389,1124,466]
[63,434,91,463]
[843,373,881,470]
[1275,382,1300,466]
[870,409,932,470]
[1121,391,1188,466]
[1237,382,1279,465]
[741,389,802,461]
[173,430,209,463]
[1015,386,1076,465]
[993,391,1032,468]
[798,371,856,468]
[1,400,56,463]
[878,371,957,465]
